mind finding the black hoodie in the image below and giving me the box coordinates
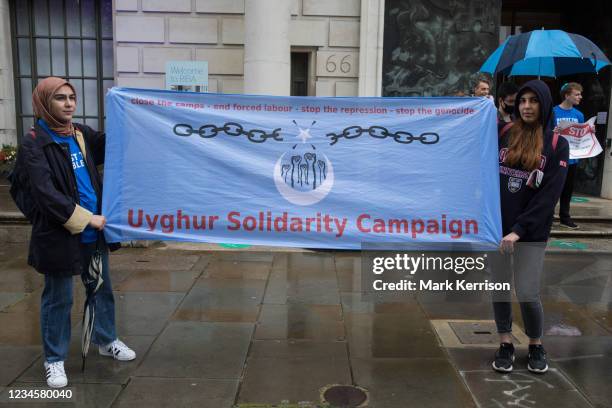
[498,80,569,242]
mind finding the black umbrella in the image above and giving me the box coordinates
[81,238,104,371]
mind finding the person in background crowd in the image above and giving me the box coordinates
[492,80,569,375]
[13,77,136,388]
[496,82,519,123]
[473,76,492,97]
[553,82,584,229]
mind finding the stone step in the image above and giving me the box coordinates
[0,212,29,225]
[553,215,612,222]
[550,222,612,237]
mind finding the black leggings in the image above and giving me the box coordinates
[559,163,577,222]
[491,244,546,339]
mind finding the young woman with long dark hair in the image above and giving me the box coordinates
[492,80,569,374]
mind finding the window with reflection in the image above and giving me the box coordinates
[10,0,114,136]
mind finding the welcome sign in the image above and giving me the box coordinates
[102,88,501,249]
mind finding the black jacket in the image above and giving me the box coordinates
[498,80,569,242]
[17,121,116,276]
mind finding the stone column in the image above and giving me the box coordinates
[358,0,384,97]
[601,88,612,199]
[0,0,16,146]
[244,0,291,96]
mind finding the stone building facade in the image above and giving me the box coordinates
[1,0,612,198]
[113,0,375,97]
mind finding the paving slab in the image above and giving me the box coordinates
[112,377,238,408]
[545,335,612,359]
[249,340,347,359]
[447,347,511,372]
[554,356,612,408]
[0,382,122,407]
[204,259,272,280]
[109,251,202,272]
[4,285,86,315]
[238,342,351,405]
[270,253,336,278]
[0,292,26,311]
[172,278,265,322]
[0,267,43,293]
[254,304,345,341]
[0,243,28,269]
[419,300,496,320]
[135,321,253,379]
[460,369,592,408]
[263,253,340,305]
[217,252,275,263]
[0,345,41,386]
[344,311,444,359]
[264,269,340,306]
[17,335,155,385]
[340,292,419,314]
[0,311,45,346]
[583,302,612,333]
[351,358,476,408]
[334,255,363,292]
[542,302,611,337]
[113,292,185,336]
[114,269,202,292]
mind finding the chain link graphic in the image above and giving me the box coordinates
[326,125,439,146]
[173,123,283,143]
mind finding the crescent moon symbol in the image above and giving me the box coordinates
[274,153,334,206]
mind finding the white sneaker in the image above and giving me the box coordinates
[99,339,136,361]
[44,361,68,388]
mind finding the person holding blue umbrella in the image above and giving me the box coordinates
[553,82,584,229]
[492,80,569,374]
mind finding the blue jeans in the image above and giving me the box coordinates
[40,242,117,363]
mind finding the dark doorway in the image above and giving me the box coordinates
[291,52,309,96]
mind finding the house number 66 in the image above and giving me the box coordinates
[325,54,352,74]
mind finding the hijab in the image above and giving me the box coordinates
[32,77,77,136]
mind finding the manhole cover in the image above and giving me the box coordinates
[449,321,517,345]
[321,385,368,407]
[431,319,529,348]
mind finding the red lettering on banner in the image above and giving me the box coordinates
[124,209,478,240]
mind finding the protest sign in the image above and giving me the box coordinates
[557,117,603,159]
[103,89,501,249]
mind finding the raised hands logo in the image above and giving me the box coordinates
[274,121,334,206]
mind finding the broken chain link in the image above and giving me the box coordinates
[173,123,283,143]
[326,125,439,146]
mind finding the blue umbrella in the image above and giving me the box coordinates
[480,29,610,78]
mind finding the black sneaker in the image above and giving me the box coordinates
[560,219,579,229]
[527,344,548,373]
[492,343,515,373]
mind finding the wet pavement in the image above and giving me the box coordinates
[1,178,612,407]
[0,240,611,408]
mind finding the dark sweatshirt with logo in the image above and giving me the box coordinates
[498,80,569,242]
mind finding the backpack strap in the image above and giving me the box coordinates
[499,122,513,139]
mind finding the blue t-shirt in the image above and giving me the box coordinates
[38,120,98,243]
[553,105,584,165]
